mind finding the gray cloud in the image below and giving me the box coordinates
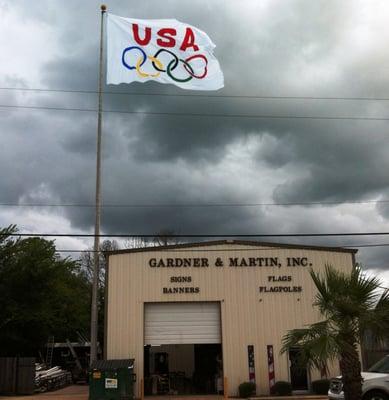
[1,0,389,276]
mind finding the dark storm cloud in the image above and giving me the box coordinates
[272,124,389,202]
[0,110,96,204]
[43,49,98,91]
[2,0,389,276]
[35,0,389,169]
[60,144,269,235]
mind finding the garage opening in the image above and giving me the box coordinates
[144,302,223,395]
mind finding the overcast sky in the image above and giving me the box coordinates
[1,0,389,286]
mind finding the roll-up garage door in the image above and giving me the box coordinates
[144,302,221,345]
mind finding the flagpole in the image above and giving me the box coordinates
[90,3,106,365]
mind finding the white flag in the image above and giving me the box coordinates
[106,13,224,91]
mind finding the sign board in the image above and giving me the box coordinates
[105,378,118,389]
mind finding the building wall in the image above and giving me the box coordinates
[105,243,355,396]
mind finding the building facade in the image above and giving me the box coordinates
[105,240,356,396]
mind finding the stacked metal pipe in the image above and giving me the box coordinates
[35,364,72,392]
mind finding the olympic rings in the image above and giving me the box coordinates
[184,54,208,79]
[152,49,178,72]
[167,58,194,83]
[121,45,208,82]
[122,46,146,70]
[136,56,162,78]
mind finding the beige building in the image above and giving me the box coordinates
[105,240,356,396]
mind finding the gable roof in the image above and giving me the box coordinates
[105,239,358,257]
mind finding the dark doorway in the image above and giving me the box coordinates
[154,352,168,374]
[289,348,309,391]
[193,344,223,394]
[143,344,223,395]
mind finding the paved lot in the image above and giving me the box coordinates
[0,385,328,400]
[0,385,88,400]
[249,397,327,400]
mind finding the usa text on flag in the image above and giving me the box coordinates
[106,14,224,91]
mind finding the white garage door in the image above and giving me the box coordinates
[144,302,221,345]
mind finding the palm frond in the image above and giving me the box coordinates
[311,264,384,323]
[349,264,382,308]
[281,320,339,372]
[359,288,389,342]
[310,267,333,315]
[284,263,389,393]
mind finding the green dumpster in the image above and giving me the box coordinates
[89,359,136,400]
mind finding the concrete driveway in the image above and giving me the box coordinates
[0,386,328,400]
[0,385,88,400]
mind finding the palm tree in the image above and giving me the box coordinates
[281,264,389,400]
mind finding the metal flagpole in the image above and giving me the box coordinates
[90,3,106,365]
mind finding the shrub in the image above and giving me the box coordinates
[270,381,292,396]
[311,379,330,394]
[238,382,256,398]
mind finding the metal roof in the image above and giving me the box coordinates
[105,239,358,256]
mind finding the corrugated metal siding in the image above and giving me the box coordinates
[0,357,35,395]
[15,358,35,395]
[144,302,221,345]
[0,358,17,395]
[106,243,354,396]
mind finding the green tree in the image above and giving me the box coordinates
[79,239,119,349]
[281,265,389,400]
[0,225,91,356]
[153,229,181,246]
